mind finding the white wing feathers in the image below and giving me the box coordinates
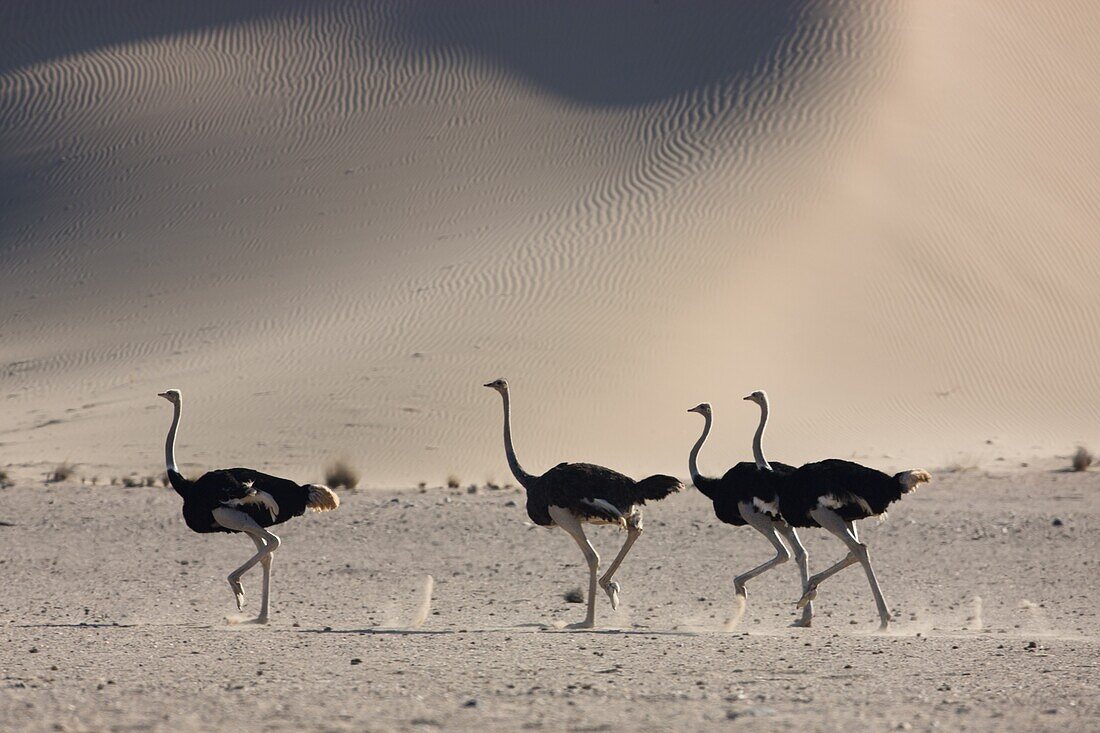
[224,480,280,521]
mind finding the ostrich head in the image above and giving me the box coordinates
[687,402,711,415]
[158,389,182,404]
[483,378,509,394]
[743,390,768,406]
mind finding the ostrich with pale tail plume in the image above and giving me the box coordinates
[744,390,930,629]
[687,402,813,627]
[158,389,340,624]
[484,379,682,628]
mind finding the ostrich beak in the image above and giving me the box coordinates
[157,392,169,399]
[483,382,493,388]
[742,395,753,401]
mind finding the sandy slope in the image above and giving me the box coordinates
[2,1,1097,486]
[0,471,1097,732]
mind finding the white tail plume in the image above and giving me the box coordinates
[306,484,340,512]
[898,469,931,492]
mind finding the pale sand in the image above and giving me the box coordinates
[0,472,1097,731]
[2,2,1100,729]
[1,2,1099,488]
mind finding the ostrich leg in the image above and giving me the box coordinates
[246,533,274,623]
[776,523,813,626]
[549,505,600,629]
[598,509,642,610]
[726,504,791,629]
[796,521,860,608]
[212,508,281,623]
[734,505,792,597]
[809,508,891,629]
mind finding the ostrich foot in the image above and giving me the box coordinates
[791,615,813,628]
[566,619,595,630]
[227,613,269,625]
[796,586,817,609]
[724,594,747,632]
[877,617,891,632]
[228,577,245,611]
[600,580,621,610]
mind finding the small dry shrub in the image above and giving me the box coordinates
[0,470,12,489]
[122,475,142,488]
[1072,446,1093,472]
[446,474,461,489]
[49,463,76,483]
[563,588,584,604]
[324,459,360,490]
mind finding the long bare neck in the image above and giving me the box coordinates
[688,412,713,484]
[752,399,773,471]
[165,400,181,474]
[499,390,535,488]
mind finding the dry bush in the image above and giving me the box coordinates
[324,459,360,490]
[446,474,461,489]
[48,463,76,483]
[0,470,12,489]
[941,454,978,474]
[563,588,585,604]
[122,475,143,488]
[1072,446,1093,472]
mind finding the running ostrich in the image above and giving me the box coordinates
[687,402,813,627]
[743,390,930,629]
[484,379,682,628]
[157,389,340,624]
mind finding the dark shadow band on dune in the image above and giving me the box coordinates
[0,1,300,75]
[394,0,809,107]
[2,0,813,105]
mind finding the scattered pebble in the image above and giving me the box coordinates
[350,658,362,665]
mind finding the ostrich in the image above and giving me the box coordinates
[687,402,813,627]
[743,390,930,629]
[484,378,682,628]
[157,389,340,624]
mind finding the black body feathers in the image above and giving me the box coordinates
[694,461,796,525]
[523,462,683,527]
[777,459,929,526]
[169,467,316,534]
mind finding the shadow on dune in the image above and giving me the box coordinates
[0,1,296,75]
[2,1,809,107]
[395,0,809,107]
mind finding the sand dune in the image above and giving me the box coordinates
[2,1,1099,487]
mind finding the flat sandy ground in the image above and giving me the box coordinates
[4,1,1100,486]
[1,471,1096,732]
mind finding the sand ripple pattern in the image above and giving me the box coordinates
[3,1,1097,484]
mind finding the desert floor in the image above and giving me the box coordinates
[1,471,1096,732]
